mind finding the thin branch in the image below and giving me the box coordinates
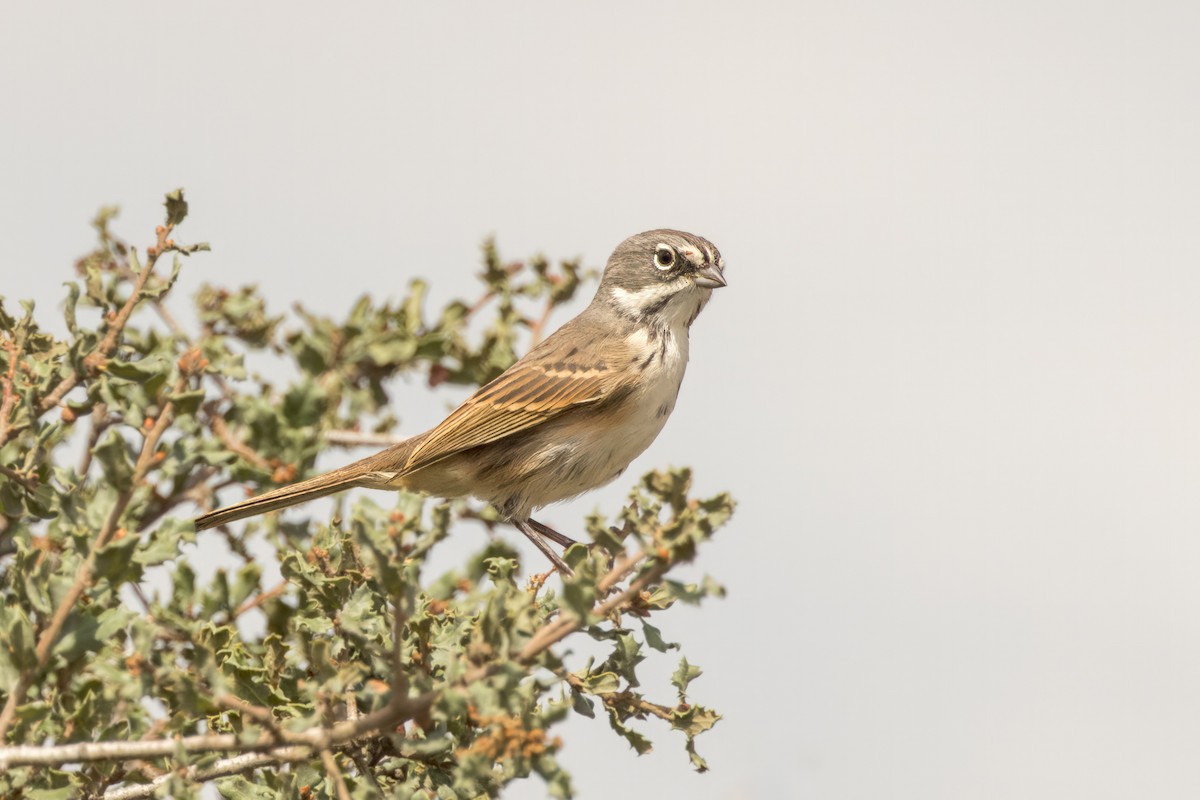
[464,289,496,317]
[215,694,282,738]
[149,297,189,340]
[3,732,275,767]
[324,429,408,449]
[389,592,411,705]
[0,358,14,431]
[132,465,220,533]
[321,748,352,800]
[0,464,36,492]
[101,749,310,800]
[207,412,271,469]
[517,556,662,663]
[0,304,33,443]
[36,225,173,418]
[0,682,435,769]
[564,673,678,724]
[526,297,556,348]
[126,583,153,616]
[153,300,242,433]
[77,402,110,476]
[350,748,385,795]
[598,548,650,594]
[233,579,287,618]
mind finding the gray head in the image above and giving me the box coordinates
[597,229,727,328]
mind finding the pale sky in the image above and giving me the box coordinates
[4,2,1200,798]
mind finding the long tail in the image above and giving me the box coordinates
[194,435,423,531]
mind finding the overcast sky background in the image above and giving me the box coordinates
[4,2,1200,798]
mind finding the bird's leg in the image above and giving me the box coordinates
[526,517,578,548]
[513,518,575,577]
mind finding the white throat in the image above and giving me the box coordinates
[608,282,708,333]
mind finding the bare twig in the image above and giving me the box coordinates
[0,682,435,770]
[133,465,221,533]
[526,297,556,347]
[324,429,408,449]
[149,298,189,341]
[0,464,36,492]
[233,579,287,618]
[391,594,409,696]
[321,748,353,800]
[208,412,271,470]
[350,748,385,795]
[101,749,310,800]
[215,694,281,737]
[126,583,153,616]
[77,402,110,476]
[598,548,650,594]
[3,732,280,767]
[464,289,496,317]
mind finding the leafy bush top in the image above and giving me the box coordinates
[0,192,732,799]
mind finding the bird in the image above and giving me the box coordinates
[195,229,726,575]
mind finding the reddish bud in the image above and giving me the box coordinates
[428,363,450,388]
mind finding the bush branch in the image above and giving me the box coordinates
[0,549,661,774]
[100,749,311,800]
[324,429,408,448]
[34,225,173,420]
[0,373,187,741]
[518,556,663,662]
[0,320,27,445]
[320,748,352,800]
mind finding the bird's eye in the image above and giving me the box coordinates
[654,244,676,270]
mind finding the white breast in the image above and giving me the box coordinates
[513,285,708,513]
[603,326,689,459]
[514,325,690,513]
[623,324,689,433]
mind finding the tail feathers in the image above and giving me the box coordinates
[194,434,427,531]
[195,469,368,530]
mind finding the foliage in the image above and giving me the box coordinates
[0,192,733,798]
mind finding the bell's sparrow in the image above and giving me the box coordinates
[196,229,726,574]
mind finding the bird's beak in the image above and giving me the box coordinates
[692,264,727,289]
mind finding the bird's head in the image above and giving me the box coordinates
[598,229,726,329]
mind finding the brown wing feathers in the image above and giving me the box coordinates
[195,335,631,530]
[402,363,615,472]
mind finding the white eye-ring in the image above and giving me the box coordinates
[654,244,676,270]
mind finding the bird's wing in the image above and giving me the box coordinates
[401,343,633,473]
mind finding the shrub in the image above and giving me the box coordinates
[0,191,732,799]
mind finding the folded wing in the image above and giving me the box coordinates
[403,357,628,473]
